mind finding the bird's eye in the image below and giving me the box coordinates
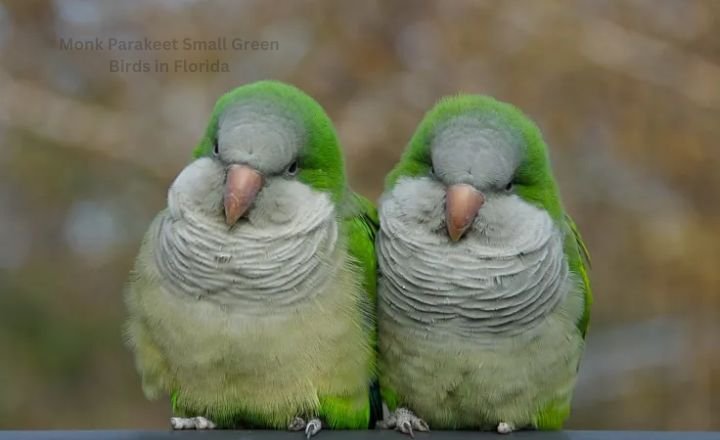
[285,160,298,176]
[212,140,219,156]
[429,164,435,175]
[505,181,514,191]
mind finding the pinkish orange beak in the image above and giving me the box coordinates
[223,164,263,225]
[446,184,485,241]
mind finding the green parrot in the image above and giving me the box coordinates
[375,95,592,434]
[124,80,382,436]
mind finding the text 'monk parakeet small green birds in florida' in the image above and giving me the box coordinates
[376,95,592,434]
[124,81,381,436]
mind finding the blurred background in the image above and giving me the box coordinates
[0,0,718,430]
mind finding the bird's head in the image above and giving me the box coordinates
[188,80,346,225]
[386,95,563,241]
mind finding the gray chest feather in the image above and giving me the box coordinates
[377,178,569,339]
[155,176,340,313]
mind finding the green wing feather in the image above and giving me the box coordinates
[535,214,592,430]
[563,213,592,339]
[340,191,382,427]
[342,192,379,306]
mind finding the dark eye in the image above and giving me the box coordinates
[286,160,298,176]
[505,181,514,191]
[429,164,435,175]
[212,140,219,156]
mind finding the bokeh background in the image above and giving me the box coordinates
[1,0,718,430]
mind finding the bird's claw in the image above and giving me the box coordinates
[170,416,216,430]
[288,416,307,431]
[400,419,415,438]
[497,422,515,434]
[289,416,322,438]
[379,408,429,437]
[305,418,322,439]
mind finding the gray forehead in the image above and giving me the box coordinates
[430,114,524,186]
[218,100,306,174]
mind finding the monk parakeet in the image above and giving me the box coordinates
[376,95,592,434]
[124,81,381,436]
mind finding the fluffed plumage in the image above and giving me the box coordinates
[124,81,380,432]
[376,95,592,433]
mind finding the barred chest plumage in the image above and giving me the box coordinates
[155,159,341,314]
[377,177,569,342]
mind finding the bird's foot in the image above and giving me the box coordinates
[289,417,307,431]
[288,417,323,438]
[170,416,216,430]
[497,422,515,434]
[305,418,322,439]
[377,408,429,438]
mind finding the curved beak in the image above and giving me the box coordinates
[224,164,263,225]
[446,184,485,242]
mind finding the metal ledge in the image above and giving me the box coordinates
[1,432,720,440]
